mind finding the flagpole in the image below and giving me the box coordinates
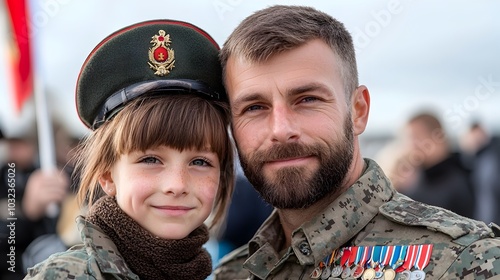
[26,0,59,218]
[33,75,59,217]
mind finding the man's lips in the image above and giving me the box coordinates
[265,156,314,167]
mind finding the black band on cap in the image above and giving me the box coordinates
[92,79,220,130]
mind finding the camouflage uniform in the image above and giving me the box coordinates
[25,217,139,279]
[213,159,500,280]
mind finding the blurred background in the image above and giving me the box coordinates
[1,1,499,278]
[1,0,499,147]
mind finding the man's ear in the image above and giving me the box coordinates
[351,85,370,136]
[99,172,116,196]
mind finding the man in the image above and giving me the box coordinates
[213,5,500,280]
[400,112,476,219]
[460,122,500,226]
[0,129,69,279]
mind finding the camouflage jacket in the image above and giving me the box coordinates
[25,217,139,279]
[213,158,500,280]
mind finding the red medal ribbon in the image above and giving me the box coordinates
[340,247,351,267]
[414,244,433,270]
[396,245,418,272]
[348,246,358,267]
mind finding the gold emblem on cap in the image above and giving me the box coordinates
[148,30,175,76]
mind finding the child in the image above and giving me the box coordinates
[25,19,234,280]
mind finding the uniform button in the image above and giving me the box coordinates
[299,241,311,256]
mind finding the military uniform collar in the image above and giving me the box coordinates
[244,158,396,278]
[76,216,140,279]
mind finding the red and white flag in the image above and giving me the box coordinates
[5,0,33,113]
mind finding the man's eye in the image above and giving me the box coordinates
[245,104,263,112]
[301,96,318,103]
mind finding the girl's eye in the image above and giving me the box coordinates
[192,158,211,167]
[140,156,160,164]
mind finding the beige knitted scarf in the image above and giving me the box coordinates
[86,196,212,280]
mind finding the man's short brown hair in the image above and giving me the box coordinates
[220,5,358,97]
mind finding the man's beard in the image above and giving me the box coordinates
[238,116,354,209]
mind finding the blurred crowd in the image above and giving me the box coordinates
[376,112,500,226]
[1,111,499,279]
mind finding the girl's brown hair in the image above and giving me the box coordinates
[73,93,234,228]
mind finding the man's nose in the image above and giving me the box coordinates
[270,105,300,143]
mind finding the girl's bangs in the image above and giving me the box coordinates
[114,94,229,157]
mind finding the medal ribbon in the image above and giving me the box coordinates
[380,245,394,267]
[348,246,359,267]
[370,246,382,268]
[360,246,372,268]
[340,247,351,267]
[328,249,336,267]
[397,245,418,272]
[412,245,423,270]
[389,245,401,269]
[397,245,408,268]
[354,246,364,267]
[414,244,433,270]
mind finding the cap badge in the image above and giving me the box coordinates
[148,30,175,76]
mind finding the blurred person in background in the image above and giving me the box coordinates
[400,112,475,219]
[21,122,83,273]
[0,123,71,279]
[460,121,500,225]
[374,138,419,193]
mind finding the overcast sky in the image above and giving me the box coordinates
[1,0,499,140]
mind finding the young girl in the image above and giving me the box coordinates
[25,20,234,280]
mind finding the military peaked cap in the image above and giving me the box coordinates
[76,19,226,130]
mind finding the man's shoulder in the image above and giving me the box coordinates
[443,236,500,278]
[213,245,251,280]
[373,193,500,278]
[378,192,495,244]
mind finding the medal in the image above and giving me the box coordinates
[383,269,396,280]
[321,266,332,280]
[330,264,343,278]
[362,267,376,280]
[341,266,352,279]
[311,261,325,279]
[396,270,411,280]
[409,270,425,280]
